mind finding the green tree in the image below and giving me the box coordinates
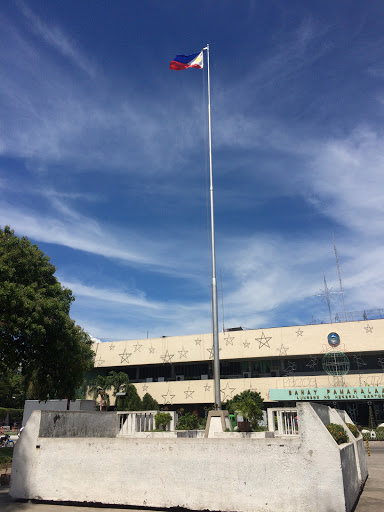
[224,390,264,430]
[108,371,134,410]
[89,375,111,411]
[0,226,94,400]
[0,368,25,408]
[142,393,159,411]
[118,383,142,411]
[108,371,131,394]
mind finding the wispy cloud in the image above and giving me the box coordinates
[308,127,384,235]
[17,1,97,78]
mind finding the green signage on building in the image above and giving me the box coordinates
[270,386,384,401]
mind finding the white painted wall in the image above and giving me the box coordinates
[10,403,368,512]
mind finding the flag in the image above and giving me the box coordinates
[170,51,204,70]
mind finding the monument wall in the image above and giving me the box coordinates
[10,403,367,512]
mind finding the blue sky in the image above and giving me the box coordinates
[2,1,384,341]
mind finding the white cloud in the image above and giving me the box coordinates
[308,127,384,235]
[17,1,97,77]
[62,280,162,310]
[89,335,102,343]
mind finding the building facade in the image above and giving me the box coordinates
[91,318,384,425]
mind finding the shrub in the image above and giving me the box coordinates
[346,423,359,438]
[0,448,13,470]
[155,412,172,431]
[176,412,200,430]
[224,390,264,431]
[199,417,207,429]
[326,423,349,445]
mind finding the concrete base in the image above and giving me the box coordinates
[204,409,232,437]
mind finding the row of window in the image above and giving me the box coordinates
[89,352,384,383]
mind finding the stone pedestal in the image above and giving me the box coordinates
[204,410,232,438]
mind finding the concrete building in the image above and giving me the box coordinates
[91,318,384,425]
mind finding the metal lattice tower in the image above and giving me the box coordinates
[333,232,347,322]
[315,273,341,323]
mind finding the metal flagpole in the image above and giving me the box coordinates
[203,44,221,408]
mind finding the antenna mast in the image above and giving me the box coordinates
[333,232,347,321]
[315,273,341,323]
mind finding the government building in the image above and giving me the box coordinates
[91,318,384,425]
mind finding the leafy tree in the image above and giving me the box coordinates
[0,368,25,408]
[89,375,111,411]
[142,393,159,411]
[224,390,264,430]
[118,383,142,411]
[0,226,94,400]
[107,370,131,403]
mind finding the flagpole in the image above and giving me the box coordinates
[204,44,221,409]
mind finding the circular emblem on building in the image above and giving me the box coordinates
[322,351,350,376]
[327,332,340,347]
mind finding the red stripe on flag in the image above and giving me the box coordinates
[170,61,190,70]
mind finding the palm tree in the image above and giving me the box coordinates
[108,371,131,396]
[89,375,111,411]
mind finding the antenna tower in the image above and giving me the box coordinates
[333,232,347,321]
[315,273,341,323]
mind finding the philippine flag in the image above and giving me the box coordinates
[170,51,204,70]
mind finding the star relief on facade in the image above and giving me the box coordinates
[243,340,250,349]
[365,324,373,333]
[224,335,234,346]
[221,382,236,401]
[207,346,221,359]
[149,345,155,354]
[195,338,202,345]
[95,356,105,367]
[204,383,211,392]
[119,349,132,364]
[178,347,188,359]
[161,389,176,405]
[296,328,304,337]
[256,332,272,349]
[184,385,195,399]
[142,384,149,392]
[277,344,289,356]
[133,342,143,352]
[109,343,115,350]
[160,350,174,363]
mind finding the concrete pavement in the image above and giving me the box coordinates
[1,441,383,511]
[354,441,384,512]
